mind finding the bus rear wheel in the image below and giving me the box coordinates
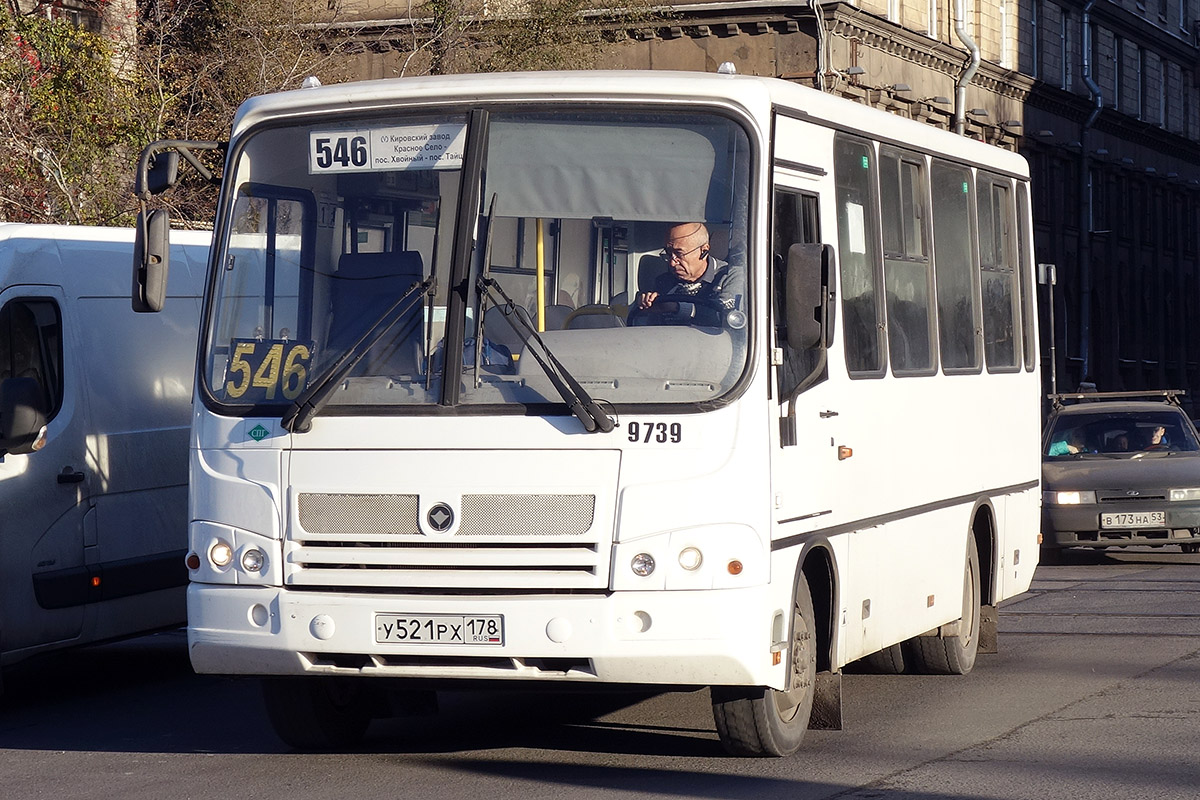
[905,536,981,675]
[261,676,372,750]
[711,577,817,756]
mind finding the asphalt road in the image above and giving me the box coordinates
[2,547,1198,800]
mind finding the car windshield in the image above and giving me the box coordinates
[1044,409,1200,457]
[202,107,752,415]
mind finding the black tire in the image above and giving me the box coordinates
[261,677,372,750]
[1039,545,1066,565]
[860,643,906,674]
[905,536,981,676]
[712,576,817,756]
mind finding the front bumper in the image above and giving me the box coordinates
[1042,503,1200,548]
[187,583,785,688]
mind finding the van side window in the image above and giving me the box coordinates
[0,299,64,421]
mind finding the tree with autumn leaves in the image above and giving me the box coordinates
[0,0,654,226]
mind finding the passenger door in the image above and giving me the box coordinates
[769,175,841,535]
[0,289,89,653]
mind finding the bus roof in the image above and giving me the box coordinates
[229,70,1028,177]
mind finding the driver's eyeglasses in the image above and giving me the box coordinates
[659,242,707,263]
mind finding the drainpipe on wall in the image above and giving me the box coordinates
[1079,0,1103,385]
[810,0,827,92]
[952,0,981,135]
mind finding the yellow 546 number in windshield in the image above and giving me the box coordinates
[224,339,313,402]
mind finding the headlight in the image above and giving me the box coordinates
[1045,490,1096,505]
[209,540,234,567]
[1170,488,1200,502]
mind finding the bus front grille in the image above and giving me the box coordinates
[288,492,606,590]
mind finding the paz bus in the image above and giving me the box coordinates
[133,68,1041,755]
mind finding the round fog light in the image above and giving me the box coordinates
[678,546,703,571]
[210,541,234,568]
[631,553,656,576]
[241,547,265,572]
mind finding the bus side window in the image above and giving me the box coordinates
[880,148,935,375]
[834,136,885,377]
[772,187,822,396]
[978,173,1020,372]
[931,160,982,373]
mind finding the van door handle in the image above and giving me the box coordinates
[57,468,85,484]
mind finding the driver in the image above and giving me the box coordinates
[633,222,745,325]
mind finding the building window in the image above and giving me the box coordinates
[1001,0,1013,69]
[1062,8,1074,92]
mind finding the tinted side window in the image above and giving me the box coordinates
[773,187,822,396]
[835,137,884,376]
[880,149,935,375]
[1017,182,1036,370]
[0,299,64,421]
[931,161,980,371]
[978,174,1020,371]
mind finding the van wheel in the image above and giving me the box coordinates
[261,677,372,750]
[905,536,981,676]
[711,577,816,756]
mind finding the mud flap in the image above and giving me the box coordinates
[807,670,842,730]
[978,604,998,654]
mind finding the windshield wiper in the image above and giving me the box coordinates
[477,276,614,433]
[282,275,435,433]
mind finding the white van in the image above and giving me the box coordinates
[0,224,209,679]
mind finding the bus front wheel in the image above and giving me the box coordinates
[711,577,817,756]
[905,536,981,675]
[261,676,372,750]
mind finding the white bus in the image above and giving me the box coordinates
[135,69,1041,755]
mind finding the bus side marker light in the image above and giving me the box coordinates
[727,560,743,575]
[838,446,853,460]
[631,553,656,576]
[186,552,201,570]
[210,541,234,568]
[772,651,781,666]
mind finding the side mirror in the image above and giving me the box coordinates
[133,208,171,313]
[784,243,835,350]
[145,151,180,196]
[0,377,48,455]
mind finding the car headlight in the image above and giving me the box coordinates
[1169,488,1200,502]
[1044,490,1096,505]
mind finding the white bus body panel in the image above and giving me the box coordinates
[185,71,1041,690]
[0,224,210,667]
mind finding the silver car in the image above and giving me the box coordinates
[1042,391,1200,558]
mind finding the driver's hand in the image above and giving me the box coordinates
[637,291,658,310]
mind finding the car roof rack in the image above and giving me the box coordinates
[1049,389,1186,409]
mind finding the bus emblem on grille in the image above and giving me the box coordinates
[427,503,454,532]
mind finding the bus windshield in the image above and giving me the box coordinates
[202,108,752,415]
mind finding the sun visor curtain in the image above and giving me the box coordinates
[483,117,748,223]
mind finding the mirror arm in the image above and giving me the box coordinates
[135,140,225,200]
